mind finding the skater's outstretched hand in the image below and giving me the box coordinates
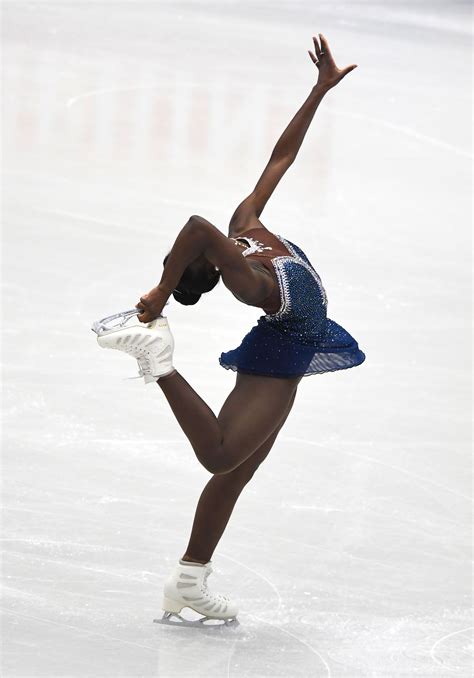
[135,284,169,322]
[308,33,357,91]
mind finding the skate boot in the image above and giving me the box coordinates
[154,559,239,627]
[92,308,175,383]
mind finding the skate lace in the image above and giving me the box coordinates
[201,569,230,603]
[123,356,152,381]
[137,356,151,376]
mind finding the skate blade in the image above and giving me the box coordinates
[91,308,141,336]
[154,611,239,629]
[91,307,168,337]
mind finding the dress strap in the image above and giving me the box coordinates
[231,235,273,257]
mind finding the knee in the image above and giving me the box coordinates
[204,458,237,475]
[209,458,261,484]
[200,442,238,475]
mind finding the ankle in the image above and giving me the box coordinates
[181,553,208,565]
[157,368,177,382]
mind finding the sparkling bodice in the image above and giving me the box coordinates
[231,228,329,345]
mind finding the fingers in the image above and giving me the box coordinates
[312,35,322,58]
[137,308,151,323]
[135,300,148,323]
[341,64,358,78]
[308,34,322,66]
[308,49,319,66]
[318,33,332,58]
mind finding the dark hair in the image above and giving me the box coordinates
[163,252,221,306]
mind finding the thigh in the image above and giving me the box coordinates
[217,371,302,471]
[228,387,297,483]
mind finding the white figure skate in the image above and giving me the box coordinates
[91,308,175,383]
[154,559,239,627]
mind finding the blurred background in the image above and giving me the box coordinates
[2,1,472,676]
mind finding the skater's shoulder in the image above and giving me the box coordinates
[228,217,272,241]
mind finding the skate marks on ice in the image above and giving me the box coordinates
[154,620,330,678]
[328,106,472,159]
[220,554,331,677]
[66,85,167,109]
[1,607,157,654]
[429,626,474,673]
[248,614,332,678]
[153,621,330,678]
[283,437,472,504]
[221,552,283,616]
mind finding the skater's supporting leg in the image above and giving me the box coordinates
[157,371,301,474]
[182,390,297,564]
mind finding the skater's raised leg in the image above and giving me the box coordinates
[94,307,301,474]
[157,370,302,474]
[182,390,297,564]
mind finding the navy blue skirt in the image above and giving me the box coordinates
[219,235,366,378]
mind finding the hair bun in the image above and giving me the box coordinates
[173,289,202,306]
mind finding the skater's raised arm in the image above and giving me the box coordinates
[228,34,357,232]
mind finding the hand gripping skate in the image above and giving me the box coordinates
[154,560,239,628]
[91,308,175,383]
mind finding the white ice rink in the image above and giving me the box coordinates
[2,1,472,676]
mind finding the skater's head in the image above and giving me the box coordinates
[163,252,221,306]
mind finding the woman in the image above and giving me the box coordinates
[96,35,364,626]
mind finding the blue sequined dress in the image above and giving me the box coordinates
[219,229,366,378]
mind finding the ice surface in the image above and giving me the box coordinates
[2,1,472,676]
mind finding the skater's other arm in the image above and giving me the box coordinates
[136,216,272,322]
[228,34,357,235]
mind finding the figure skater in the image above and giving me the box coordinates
[93,34,364,627]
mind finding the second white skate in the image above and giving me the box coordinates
[154,559,239,627]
